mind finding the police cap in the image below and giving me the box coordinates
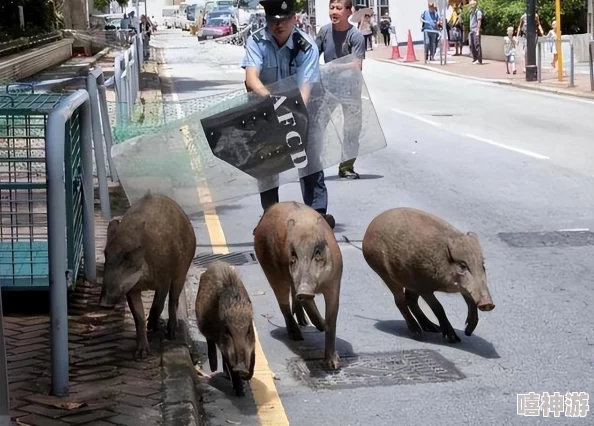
[259,0,296,19]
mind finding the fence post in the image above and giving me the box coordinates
[537,41,542,83]
[86,68,112,220]
[97,75,119,182]
[46,91,86,397]
[569,38,575,87]
[80,97,97,284]
[0,294,9,426]
[114,54,125,127]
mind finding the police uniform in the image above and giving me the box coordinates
[241,0,333,226]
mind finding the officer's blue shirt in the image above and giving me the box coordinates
[241,26,320,87]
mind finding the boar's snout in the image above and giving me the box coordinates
[232,362,250,380]
[477,297,495,312]
[99,286,119,310]
[296,283,315,301]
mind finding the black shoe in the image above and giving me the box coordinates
[322,214,335,229]
[339,170,360,180]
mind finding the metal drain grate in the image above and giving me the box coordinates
[288,350,464,390]
[192,251,258,268]
[498,231,594,248]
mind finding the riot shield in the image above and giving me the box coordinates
[111,54,387,213]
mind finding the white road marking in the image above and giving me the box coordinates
[463,133,550,160]
[558,228,590,232]
[391,107,550,160]
[391,107,441,127]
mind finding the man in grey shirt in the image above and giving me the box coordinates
[316,0,365,179]
[469,0,483,64]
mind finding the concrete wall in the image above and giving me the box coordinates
[0,39,74,82]
[481,33,592,63]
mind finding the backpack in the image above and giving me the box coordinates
[477,8,486,31]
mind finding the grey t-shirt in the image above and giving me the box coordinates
[469,8,483,31]
[315,23,366,63]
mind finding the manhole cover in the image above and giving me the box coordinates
[192,251,258,268]
[497,231,594,248]
[288,350,464,390]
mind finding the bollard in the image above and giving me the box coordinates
[590,41,594,91]
[569,40,575,87]
[537,42,542,83]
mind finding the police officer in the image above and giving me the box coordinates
[241,0,335,229]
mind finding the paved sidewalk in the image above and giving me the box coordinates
[4,59,204,426]
[368,44,594,99]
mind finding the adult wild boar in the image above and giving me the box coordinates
[253,201,343,370]
[195,261,255,397]
[99,193,196,359]
[362,207,495,343]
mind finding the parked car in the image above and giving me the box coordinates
[197,9,238,40]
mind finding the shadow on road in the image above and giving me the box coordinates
[373,319,500,359]
[324,174,384,181]
[269,325,355,360]
[203,372,259,416]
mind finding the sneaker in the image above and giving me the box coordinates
[322,214,336,229]
[339,170,360,180]
[472,60,479,64]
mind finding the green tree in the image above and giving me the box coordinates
[461,0,586,36]
[94,0,128,12]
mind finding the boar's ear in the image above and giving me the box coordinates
[467,231,479,241]
[287,218,296,230]
[446,236,466,263]
[106,219,121,242]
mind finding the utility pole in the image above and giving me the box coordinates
[525,0,537,81]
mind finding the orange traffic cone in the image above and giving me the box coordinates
[391,45,401,60]
[404,30,418,63]
[390,32,401,60]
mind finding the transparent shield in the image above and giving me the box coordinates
[111,54,387,213]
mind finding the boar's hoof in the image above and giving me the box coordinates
[167,318,177,341]
[287,324,304,341]
[442,327,461,344]
[464,317,479,337]
[134,342,151,360]
[147,316,159,332]
[323,353,341,371]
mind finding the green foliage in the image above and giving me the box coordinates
[0,0,57,42]
[461,0,587,36]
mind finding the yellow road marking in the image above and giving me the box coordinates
[158,49,289,425]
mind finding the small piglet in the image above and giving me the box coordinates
[195,261,255,397]
[253,201,343,370]
[362,207,495,343]
[99,193,196,359]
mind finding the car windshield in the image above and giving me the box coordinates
[206,17,230,26]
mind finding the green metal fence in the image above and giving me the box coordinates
[0,93,84,290]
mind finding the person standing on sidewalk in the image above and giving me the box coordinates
[504,26,517,74]
[468,0,483,65]
[379,13,392,47]
[316,0,366,180]
[421,2,441,62]
[359,14,373,51]
[241,0,336,228]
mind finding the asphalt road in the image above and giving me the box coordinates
[153,30,594,425]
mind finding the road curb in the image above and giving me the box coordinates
[374,58,594,101]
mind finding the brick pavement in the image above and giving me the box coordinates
[3,59,203,426]
[368,44,594,99]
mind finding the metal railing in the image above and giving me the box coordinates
[86,66,114,220]
[109,34,142,127]
[45,89,96,396]
[536,35,575,87]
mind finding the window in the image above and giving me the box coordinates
[378,0,388,17]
